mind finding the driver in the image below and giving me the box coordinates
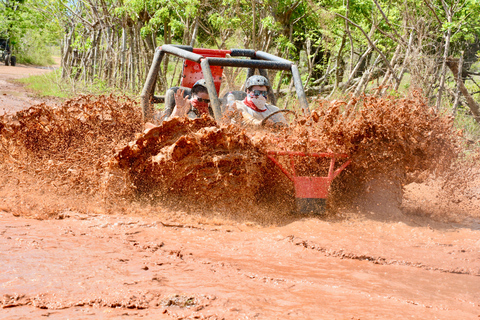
[229,75,287,128]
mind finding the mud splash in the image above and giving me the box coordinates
[262,92,459,214]
[0,95,142,196]
[402,151,480,222]
[107,116,268,212]
[0,92,459,221]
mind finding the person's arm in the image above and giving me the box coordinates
[236,104,263,128]
[169,89,191,118]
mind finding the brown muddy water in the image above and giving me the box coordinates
[1,93,480,319]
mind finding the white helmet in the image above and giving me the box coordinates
[192,79,207,90]
[245,75,270,91]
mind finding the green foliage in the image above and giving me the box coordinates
[18,68,129,99]
[117,0,201,43]
[454,106,480,141]
[208,13,241,31]
[0,0,61,65]
[17,69,70,98]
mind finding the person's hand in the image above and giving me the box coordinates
[174,89,191,116]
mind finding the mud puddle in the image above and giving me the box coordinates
[1,210,479,319]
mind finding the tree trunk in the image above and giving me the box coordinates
[446,57,480,124]
[162,20,171,79]
[354,54,380,96]
[121,26,127,89]
[327,32,346,98]
[129,26,135,92]
[343,45,373,93]
[436,27,452,111]
[190,16,199,47]
[452,52,463,115]
[62,26,75,79]
[377,43,401,95]
[436,0,454,111]
[394,31,415,91]
[252,0,256,50]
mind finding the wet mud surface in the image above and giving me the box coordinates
[1,72,480,319]
[1,211,479,319]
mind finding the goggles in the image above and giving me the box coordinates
[250,90,268,98]
[194,97,210,103]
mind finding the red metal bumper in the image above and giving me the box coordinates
[267,151,351,214]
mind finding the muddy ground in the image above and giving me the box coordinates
[1,64,480,320]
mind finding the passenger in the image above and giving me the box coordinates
[229,75,287,128]
[145,79,212,130]
[169,79,213,119]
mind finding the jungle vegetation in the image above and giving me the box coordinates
[2,0,480,133]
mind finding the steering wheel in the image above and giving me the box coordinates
[260,109,297,127]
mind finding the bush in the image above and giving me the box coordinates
[15,30,56,66]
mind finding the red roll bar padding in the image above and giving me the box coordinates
[192,48,232,56]
[181,49,232,94]
[266,151,351,200]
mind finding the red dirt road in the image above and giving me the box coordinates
[1,65,480,319]
[0,64,57,116]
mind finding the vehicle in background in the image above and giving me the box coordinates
[0,38,16,66]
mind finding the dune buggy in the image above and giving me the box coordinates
[140,45,350,214]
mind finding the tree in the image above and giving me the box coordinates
[0,0,61,64]
[18,0,479,130]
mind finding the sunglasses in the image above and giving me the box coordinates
[194,97,210,103]
[250,90,268,98]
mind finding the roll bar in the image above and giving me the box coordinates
[140,45,310,122]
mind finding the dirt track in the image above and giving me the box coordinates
[1,65,480,319]
[0,64,57,116]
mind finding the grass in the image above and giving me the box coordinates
[15,45,59,67]
[453,106,480,142]
[17,68,130,100]
[17,69,70,99]
[17,54,55,66]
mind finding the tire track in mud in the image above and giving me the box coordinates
[121,227,479,317]
[287,235,479,276]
